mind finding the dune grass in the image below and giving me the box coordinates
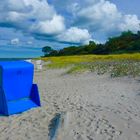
[41,53,140,77]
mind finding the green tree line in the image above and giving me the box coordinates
[42,31,140,57]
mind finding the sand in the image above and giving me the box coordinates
[0,66,140,140]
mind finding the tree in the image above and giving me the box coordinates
[42,46,53,56]
[84,41,97,53]
[137,31,140,37]
[42,30,140,57]
[49,50,58,56]
[94,44,108,54]
[121,30,133,37]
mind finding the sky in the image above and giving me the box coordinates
[0,0,140,58]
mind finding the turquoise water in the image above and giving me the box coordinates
[0,46,43,58]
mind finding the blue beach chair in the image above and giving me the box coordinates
[0,61,41,116]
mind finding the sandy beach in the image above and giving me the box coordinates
[0,66,140,140]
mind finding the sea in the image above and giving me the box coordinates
[0,45,43,60]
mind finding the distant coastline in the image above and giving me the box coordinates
[0,58,35,61]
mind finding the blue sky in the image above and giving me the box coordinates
[0,0,140,58]
[110,0,140,18]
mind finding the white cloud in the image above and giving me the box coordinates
[119,15,140,32]
[30,15,65,35]
[74,0,140,34]
[57,27,92,44]
[7,0,28,12]
[27,41,33,45]
[54,0,140,38]
[0,0,65,35]
[11,38,20,45]
[6,11,25,22]
[0,0,140,45]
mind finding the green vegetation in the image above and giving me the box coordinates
[41,31,140,77]
[41,53,140,77]
[42,46,54,55]
[65,61,140,77]
[42,31,140,56]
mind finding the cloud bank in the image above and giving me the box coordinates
[0,0,140,46]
